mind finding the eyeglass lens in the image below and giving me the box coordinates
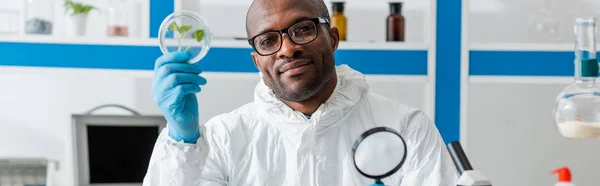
[253,20,318,55]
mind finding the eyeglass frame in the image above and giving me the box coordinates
[247,17,330,56]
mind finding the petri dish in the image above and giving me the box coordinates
[158,11,212,63]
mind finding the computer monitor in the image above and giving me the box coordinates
[72,114,166,186]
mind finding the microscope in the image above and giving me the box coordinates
[447,141,492,186]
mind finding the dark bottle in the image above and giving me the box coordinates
[331,2,347,41]
[386,2,405,42]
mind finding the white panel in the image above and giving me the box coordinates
[467,83,600,186]
[366,76,427,111]
[469,0,600,43]
[134,72,261,125]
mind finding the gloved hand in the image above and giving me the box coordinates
[152,51,207,143]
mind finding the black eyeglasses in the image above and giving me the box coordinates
[248,17,330,56]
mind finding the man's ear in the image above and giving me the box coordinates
[328,26,340,51]
[251,52,260,69]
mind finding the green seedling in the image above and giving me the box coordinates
[170,22,205,51]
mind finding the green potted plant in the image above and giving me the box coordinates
[63,0,96,36]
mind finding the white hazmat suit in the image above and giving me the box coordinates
[143,65,459,185]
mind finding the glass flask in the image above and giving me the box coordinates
[107,0,129,37]
[527,0,559,42]
[24,0,54,35]
[554,17,600,139]
[158,11,212,63]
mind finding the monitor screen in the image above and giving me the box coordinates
[86,125,159,183]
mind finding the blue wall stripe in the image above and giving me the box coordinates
[334,49,427,75]
[0,42,427,75]
[470,50,575,76]
[149,0,174,38]
[435,0,461,144]
[0,42,160,70]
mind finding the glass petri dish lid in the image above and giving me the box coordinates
[158,11,212,63]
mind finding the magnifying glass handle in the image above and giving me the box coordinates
[369,179,385,186]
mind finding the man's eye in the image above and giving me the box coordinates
[297,26,312,33]
[260,37,276,46]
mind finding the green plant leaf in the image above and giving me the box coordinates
[169,22,179,32]
[193,30,205,42]
[179,25,192,34]
[64,0,96,15]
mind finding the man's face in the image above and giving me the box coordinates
[247,0,339,102]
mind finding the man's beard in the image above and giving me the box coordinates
[269,67,333,102]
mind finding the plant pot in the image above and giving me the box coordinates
[65,14,88,36]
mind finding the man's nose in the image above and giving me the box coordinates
[278,34,303,58]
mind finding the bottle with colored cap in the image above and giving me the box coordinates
[552,166,574,186]
[553,17,600,140]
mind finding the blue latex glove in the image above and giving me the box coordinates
[152,51,207,143]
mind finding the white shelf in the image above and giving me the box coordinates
[0,35,160,47]
[469,43,576,52]
[469,75,574,84]
[337,41,428,50]
[0,35,429,51]
[0,35,253,48]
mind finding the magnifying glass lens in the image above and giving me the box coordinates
[352,127,407,181]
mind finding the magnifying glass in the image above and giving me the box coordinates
[352,127,407,186]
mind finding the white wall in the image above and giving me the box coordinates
[2,0,429,42]
[0,0,149,38]
[469,0,600,43]
[0,66,428,186]
[465,80,600,185]
[183,0,432,43]
[8,0,597,43]
[463,0,600,185]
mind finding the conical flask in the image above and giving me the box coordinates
[554,17,600,139]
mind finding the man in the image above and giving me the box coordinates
[143,0,458,185]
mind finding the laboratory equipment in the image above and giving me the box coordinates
[107,0,129,37]
[527,0,559,42]
[72,104,167,186]
[552,167,575,186]
[447,141,492,186]
[159,11,213,64]
[386,1,405,42]
[0,158,59,186]
[330,1,347,41]
[24,0,54,35]
[352,127,407,186]
[553,17,600,140]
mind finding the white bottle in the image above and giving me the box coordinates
[552,166,575,186]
